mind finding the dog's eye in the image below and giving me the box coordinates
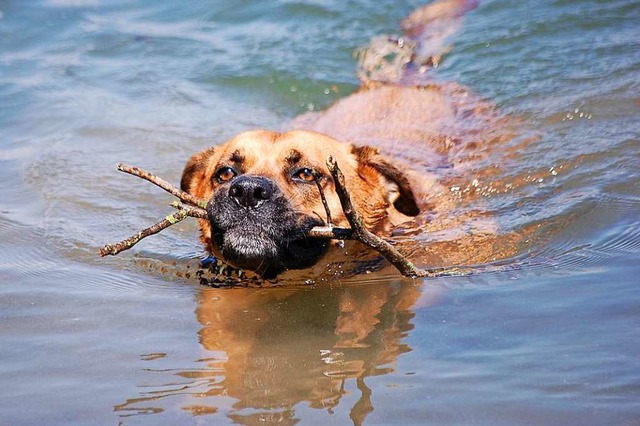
[215,166,237,182]
[293,168,317,182]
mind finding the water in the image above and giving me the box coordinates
[1,0,639,424]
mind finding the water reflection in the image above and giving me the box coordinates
[115,280,441,424]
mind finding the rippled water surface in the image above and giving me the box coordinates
[1,0,639,424]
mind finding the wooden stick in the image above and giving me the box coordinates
[312,170,333,226]
[100,162,449,278]
[99,202,209,256]
[117,163,208,209]
[99,210,189,256]
[326,156,443,278]
[307,226,353,240]
[170,201,208,219]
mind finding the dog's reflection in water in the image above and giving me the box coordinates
[115,280,442,424]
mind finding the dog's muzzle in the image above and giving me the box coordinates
[206,175,328,277]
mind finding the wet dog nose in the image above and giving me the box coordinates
[228,176,274,208]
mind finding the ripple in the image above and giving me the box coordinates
[523,195,640,271]
[0,216,60,279]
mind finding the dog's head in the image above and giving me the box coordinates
[181,130,420,277]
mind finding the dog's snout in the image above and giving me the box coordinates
[228,176,274,208]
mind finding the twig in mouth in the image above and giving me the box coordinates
[99,164,209,257]
[99,209,189,257]
[311,169,333,227]
[99,162,449,278]
[306,226,353,240]
[116,163,208,209]
[169,201,208,219]
[324,156,444,278]
[99,202,206,257]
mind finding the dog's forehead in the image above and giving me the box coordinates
[221,130,354,169]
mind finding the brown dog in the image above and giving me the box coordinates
[181,0,513,278]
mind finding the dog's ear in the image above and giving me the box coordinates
[352,145,420,216]
[181,147,216,195]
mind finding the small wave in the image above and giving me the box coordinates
[515,194,640,272]
[0,216,60,279]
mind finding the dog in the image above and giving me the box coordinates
[181,0,519,279]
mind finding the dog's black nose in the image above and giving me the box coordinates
[228,176,274,208]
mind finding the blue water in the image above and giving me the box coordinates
[1,0,639,424]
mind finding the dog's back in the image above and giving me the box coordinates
[291,0,496,171]
[293,0,525,270]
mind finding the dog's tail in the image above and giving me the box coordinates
[356,0,479,85]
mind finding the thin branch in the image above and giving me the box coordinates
[170,201,208,219]
[117,163,208,209]
[312,170,333,226]
[325,156,444,278]
[99,203,209,256]
[99,210,189,256]
[307,226,353,240]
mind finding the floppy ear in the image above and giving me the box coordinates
[181,147,216,195]
[352,145,421,216]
